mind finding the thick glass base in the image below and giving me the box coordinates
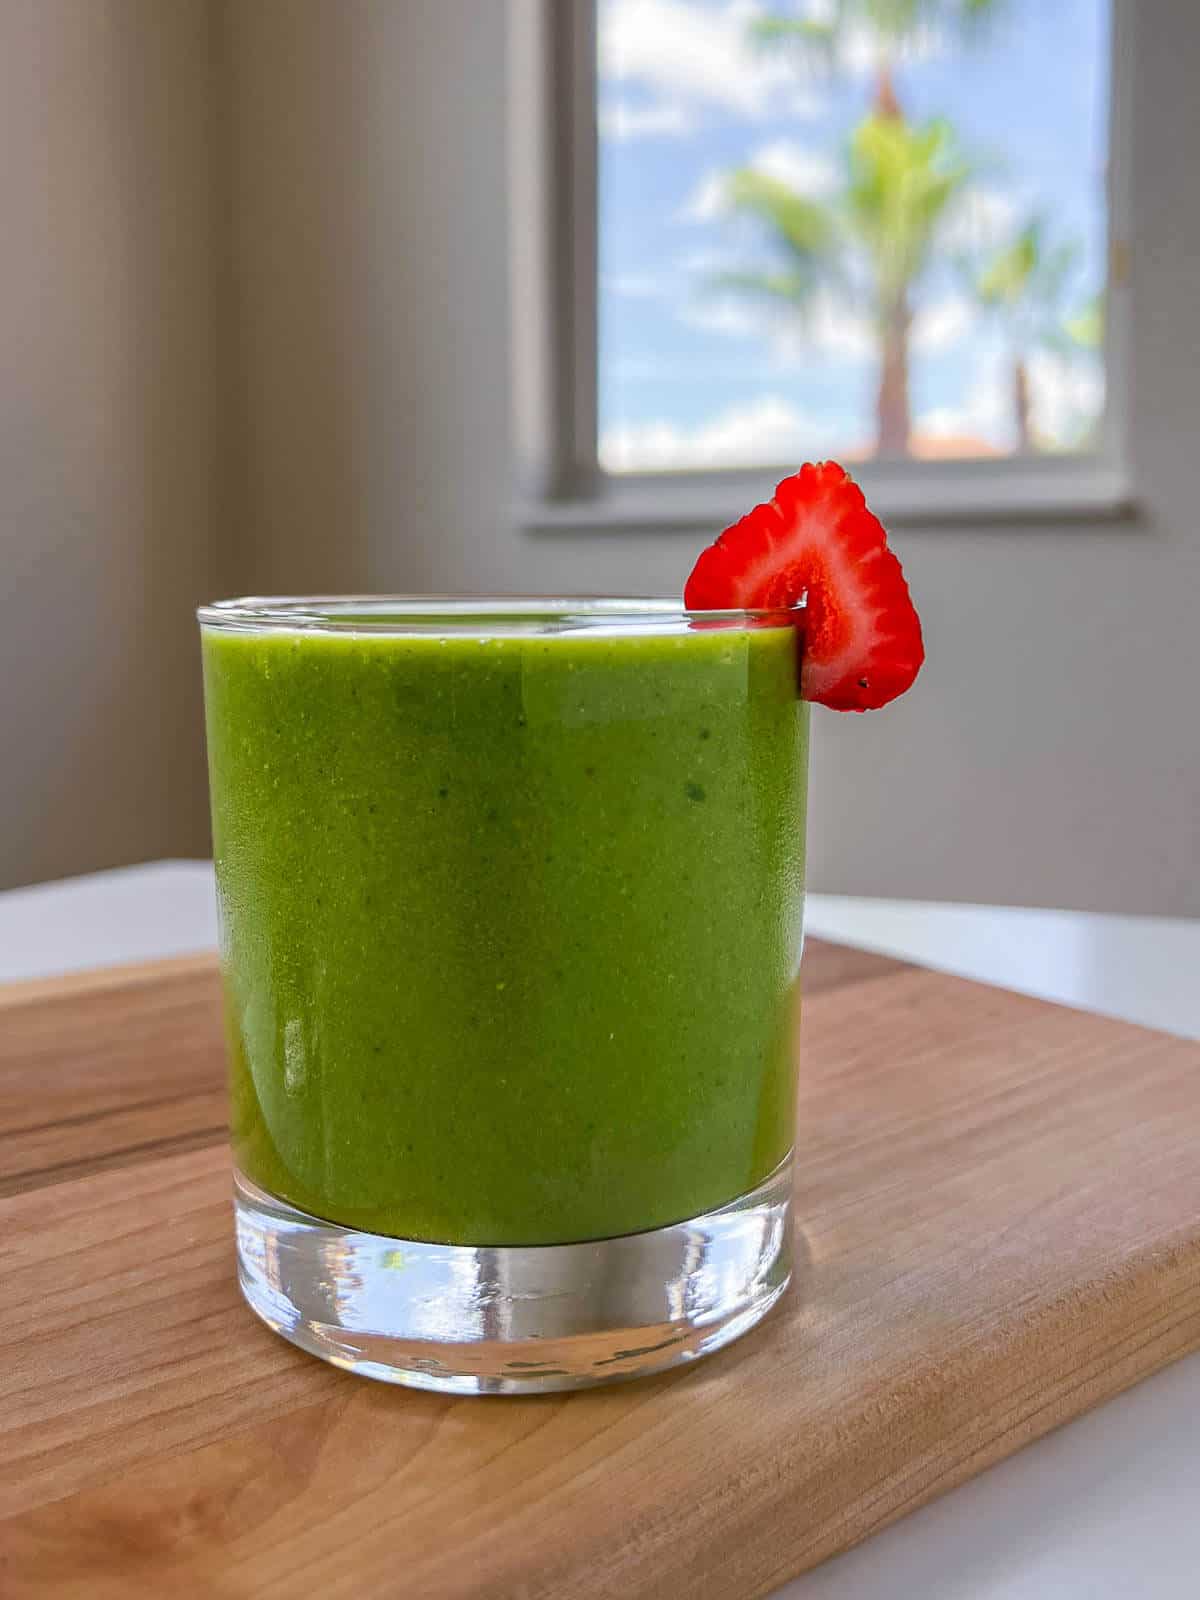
[233,1157,793,1394]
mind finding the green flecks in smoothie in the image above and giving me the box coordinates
[202,621,809,1246]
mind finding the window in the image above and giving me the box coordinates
[518,0,1131,524]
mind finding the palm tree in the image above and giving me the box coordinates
[718,113,969,455]
[713,171,839,314]
[1065,292,1104,352]
[752,0,1003,119]
[846,114,969,453]
[969,217,1079,451]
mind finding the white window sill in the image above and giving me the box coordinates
[520,459,1136,535]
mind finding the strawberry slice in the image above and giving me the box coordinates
[684,461,924,712]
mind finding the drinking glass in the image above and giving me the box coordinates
[199,597,808,1392]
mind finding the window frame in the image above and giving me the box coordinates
[511,0,1135,532]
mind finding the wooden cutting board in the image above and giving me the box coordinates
[3,941,1200,1599]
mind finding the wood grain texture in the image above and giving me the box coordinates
[0,956,225,1197]
[2,946,1199,1598]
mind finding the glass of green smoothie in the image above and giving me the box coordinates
[199,597,808,1392]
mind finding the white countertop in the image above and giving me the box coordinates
[4,861,1199,1597]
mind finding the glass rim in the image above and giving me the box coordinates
[197,595,805,637]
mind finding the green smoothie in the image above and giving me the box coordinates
[201,603,808,1246]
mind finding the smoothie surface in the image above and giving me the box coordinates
[202,610,808,1245]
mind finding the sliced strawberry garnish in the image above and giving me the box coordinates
[684,461,924,711]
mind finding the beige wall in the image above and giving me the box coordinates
[3,2,1198,912]
[222,0,515,598]
[0,0,220,888]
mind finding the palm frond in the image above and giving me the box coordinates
[708,268,822,308]
[749,15,838,55]
[1065,294,1105,350]
[970,214,1087,350]
[844,115,971,304]
[749,0,1006,60]
[724,169,840,265]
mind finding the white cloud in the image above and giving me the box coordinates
[679,274,973,369]
[602,272,668,299]
[679,171,731,223]
[915,347,1013,453]
[838,19,945,75]
[749,139,840,196]
[1028,349,1105,446]
[598,99,695,140]
[787,287,874,361]
[603,355,788,382]
[599,0,825,121]
[940,185,1021,255]
[914,346,1105,453]
[605,356,671,381]
[680,284,876,366]
[681,297,762,337]
[679,138,839,222]
[600,394,861,472]
[911,293,976,354]
[679,245,741,275]
[798,0,947,76]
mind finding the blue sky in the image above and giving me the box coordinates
[597,0,1110,469]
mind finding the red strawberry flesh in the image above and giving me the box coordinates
[683,461,924,711]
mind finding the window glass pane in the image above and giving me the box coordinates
[597,0,1110,472]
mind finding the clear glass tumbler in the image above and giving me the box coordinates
[199,597,809,1392]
